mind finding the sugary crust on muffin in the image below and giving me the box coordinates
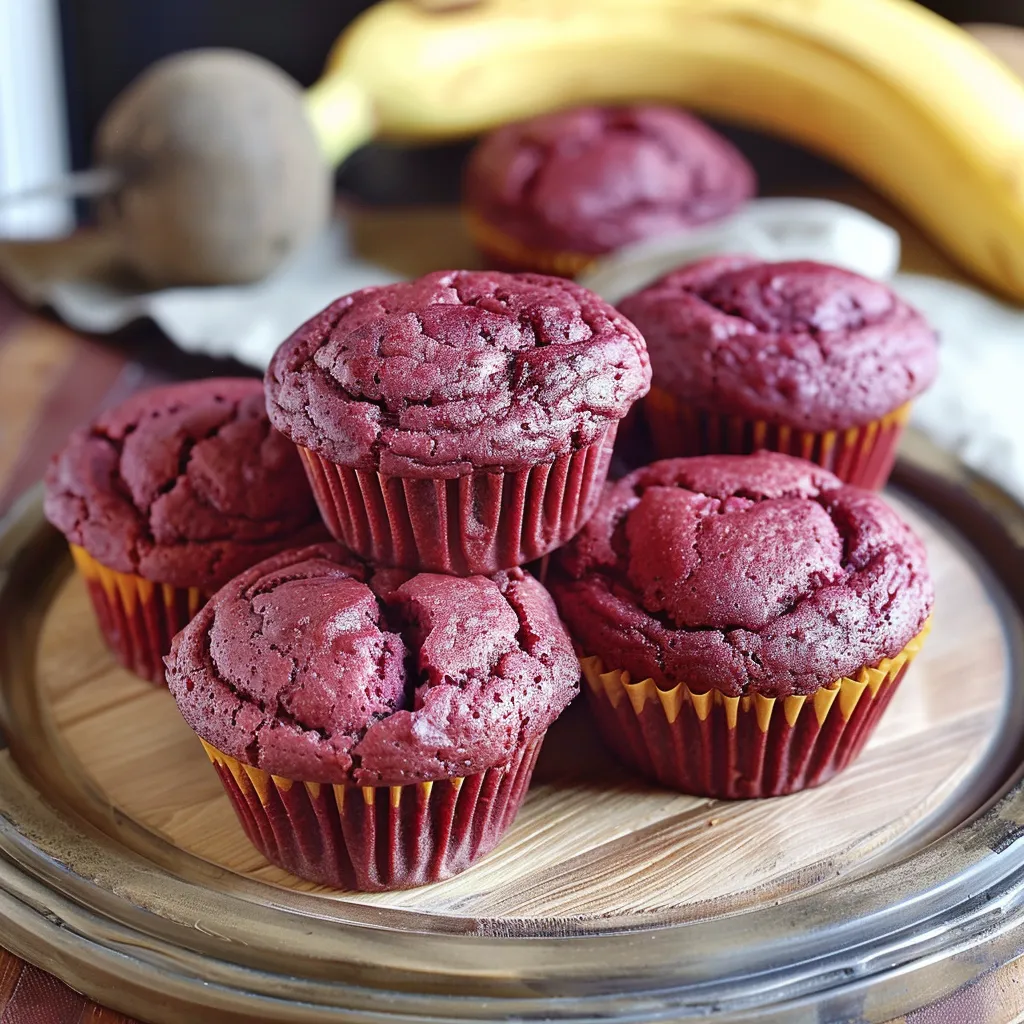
[44,378,325,589]
[166,544,580,784]
[464,106,755,255]
[265,270,650,477]
[552,451,933,697]
[620,256,938,430]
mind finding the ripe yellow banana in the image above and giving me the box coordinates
[304,0,1024,302]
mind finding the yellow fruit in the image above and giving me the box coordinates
[305,0,1024,301]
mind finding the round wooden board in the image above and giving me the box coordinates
[33,493,1011,927]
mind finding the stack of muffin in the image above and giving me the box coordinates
[44,105,937,892]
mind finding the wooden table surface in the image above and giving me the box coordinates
[0,208,1022,1020]
[0,282,245,1024]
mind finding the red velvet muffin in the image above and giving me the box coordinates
[551,451,933,798]
[265,269,650,575]
[463,106,755,276]
[166,543,578,890]
[619,256,939,488]
[44,378,326,684]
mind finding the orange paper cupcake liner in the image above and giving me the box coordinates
[463,208,598,278]
[71,545,204,686]
[580,619,930,798]
[644,388,912,490]
[201,737,544,891]
[298,423,617,575]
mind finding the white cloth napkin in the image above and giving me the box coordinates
[892,274,1024,503]
[39,220,400,366]
[577,198,903,302]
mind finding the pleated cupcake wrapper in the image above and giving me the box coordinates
[201,738,544,891]
[579,619,930,798]
[298,423,617,575]
[463,208,597,278]
[70,545,204,686]
[644,388,912,490]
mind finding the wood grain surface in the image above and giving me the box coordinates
[34,496,1008,926]
[1,141,1024,1016]
[0,221,1021,1016]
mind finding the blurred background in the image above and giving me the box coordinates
[2,0,1020,239]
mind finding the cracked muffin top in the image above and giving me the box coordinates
[265,269,650,477]
[551,451,933,697]
[44,378,326,590]
[464,106,755,255]
[165,543,579,785]
[619,256,938,430]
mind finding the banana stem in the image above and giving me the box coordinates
[305,73,377,169]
